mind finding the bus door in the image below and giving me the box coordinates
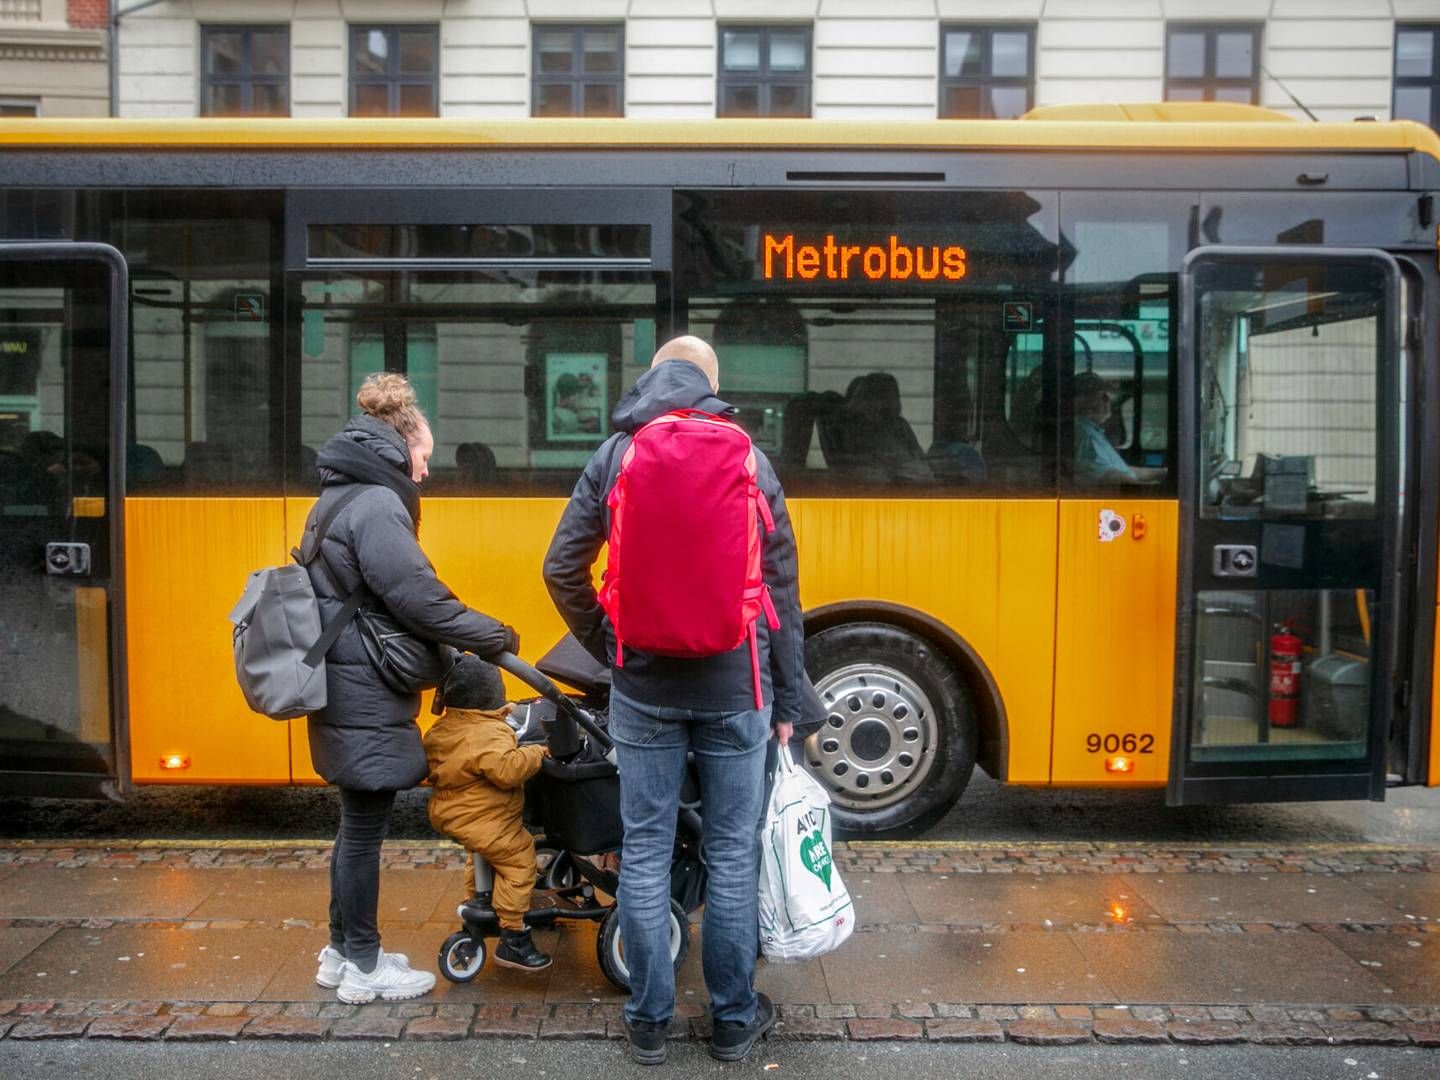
[0,244,130,797]
[1170,247,1401,805]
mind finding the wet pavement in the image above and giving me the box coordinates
[0,842,1437,1028]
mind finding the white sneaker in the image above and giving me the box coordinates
[316,945,409,988]
[336,950,436,1004]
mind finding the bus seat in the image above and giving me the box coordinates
[126,443,165,488]
[456,441,497,485]
[780,391,845,466]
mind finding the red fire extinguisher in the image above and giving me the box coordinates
[1268,621,1303,728]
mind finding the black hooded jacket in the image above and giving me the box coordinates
[543,361,805,724]
[304,415,511,791]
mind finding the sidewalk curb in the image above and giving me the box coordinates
[2,1000,1437,1046]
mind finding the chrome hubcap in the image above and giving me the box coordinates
[804,663,937,812]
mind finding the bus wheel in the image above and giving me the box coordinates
[803,622,976,837]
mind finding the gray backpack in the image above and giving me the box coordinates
[229,487,365,720]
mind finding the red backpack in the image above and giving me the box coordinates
[599,409,780,708]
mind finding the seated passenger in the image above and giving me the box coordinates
[422,655,552,972]
[1073,372,1163,486]
[928,440,987,485]
[838,372,933,485]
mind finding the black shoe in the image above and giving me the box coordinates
[624,1017,670,1066]
[492,929,552,972]
[709,992,775,1062]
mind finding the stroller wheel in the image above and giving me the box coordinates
[438,931,486,983]
[596,900,689,993]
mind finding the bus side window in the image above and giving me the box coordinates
[1061,195,1189,492]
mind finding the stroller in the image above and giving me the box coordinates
[435,645,704,991]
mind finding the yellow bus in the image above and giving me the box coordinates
[2,102,1437,834]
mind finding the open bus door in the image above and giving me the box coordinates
[0,244,130,798]
[1169,247,1401,805]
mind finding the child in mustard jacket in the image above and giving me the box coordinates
[423,655,551,971]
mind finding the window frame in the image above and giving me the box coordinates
[200,24,291,118]
[716,24,814,119]
[937,23,1036,120]
[1393,23,1440,129]
[348,24,440,118]
[1163,22,1262,105]
[530,23,626,118]
[0,98,41,118]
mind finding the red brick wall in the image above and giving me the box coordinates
[68,0,108,30]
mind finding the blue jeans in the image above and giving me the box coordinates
[610,688,770,1027]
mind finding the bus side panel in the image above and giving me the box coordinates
[125,498,291,783]
[1052,499,1178,786]
[285,497,578,784]
[788,498,1059,784]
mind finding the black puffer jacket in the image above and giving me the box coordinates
[304,416,511,791]
[543,361,805,724]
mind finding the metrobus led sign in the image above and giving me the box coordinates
[762,232,967,282]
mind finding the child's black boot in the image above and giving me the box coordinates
[494,929,552,972]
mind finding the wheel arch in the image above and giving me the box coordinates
[803,601,1010,781]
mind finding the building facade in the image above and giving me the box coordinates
[0,0,108,116]
[90,1,1440,126]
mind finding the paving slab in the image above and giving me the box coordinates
[846,876,920,926]
[0,926,299,1001]
[676,927,833,1006]
[1348,874,1440,922]
[0,926,57,977]
[1319,931,1440,1004]
[821,930,1114,1005]
[0,867,222,920]
[189,868,461,926]
[256,922,559,1004]
[1071,929,1393,1004]
[1125,873,1400,925]
[900,874,1160,927]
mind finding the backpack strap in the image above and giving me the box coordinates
[294,485,370,670]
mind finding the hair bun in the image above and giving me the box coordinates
[356,372,417,417]
[355,372,427,438]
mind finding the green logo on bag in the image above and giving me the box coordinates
[800,830,833,891]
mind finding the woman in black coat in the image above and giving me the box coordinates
[305,373,515,1004]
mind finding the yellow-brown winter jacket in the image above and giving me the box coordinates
[422,708,548,849]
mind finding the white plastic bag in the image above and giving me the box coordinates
[758,744,856,962]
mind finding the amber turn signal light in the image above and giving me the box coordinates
[1105,756,1134,774]
[160,754,190,770]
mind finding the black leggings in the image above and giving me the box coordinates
[328,787,396,973]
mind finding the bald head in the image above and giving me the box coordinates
[650,335,719,392]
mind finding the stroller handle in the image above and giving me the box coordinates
[489,650,616,764]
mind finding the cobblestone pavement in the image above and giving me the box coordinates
[0,841,1437,1047]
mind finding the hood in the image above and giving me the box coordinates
[424,708,510,789]
[315,415,421,529]
[610,360,734,433]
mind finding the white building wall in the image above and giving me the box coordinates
[114,1,1440,123]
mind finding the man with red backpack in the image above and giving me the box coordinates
[543,336,804,1065]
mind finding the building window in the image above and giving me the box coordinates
[201,26,290,117]
[1394,25,1440,129]
[349,25,439,117]
[939,25,1035,119]
[717,25,812,118]
[1165,24,1260,103]
[0,99,40,117]
[531,25,624,117]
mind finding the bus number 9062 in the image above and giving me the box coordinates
[1086,733,1154,754]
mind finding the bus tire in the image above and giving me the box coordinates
[802,622,976,838]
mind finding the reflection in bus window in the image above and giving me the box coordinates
[677,188,1059,495]
[117,193,282,494]
[298,273,656,494]
[1197,261,1382,520]
[1061,196,1188,492]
